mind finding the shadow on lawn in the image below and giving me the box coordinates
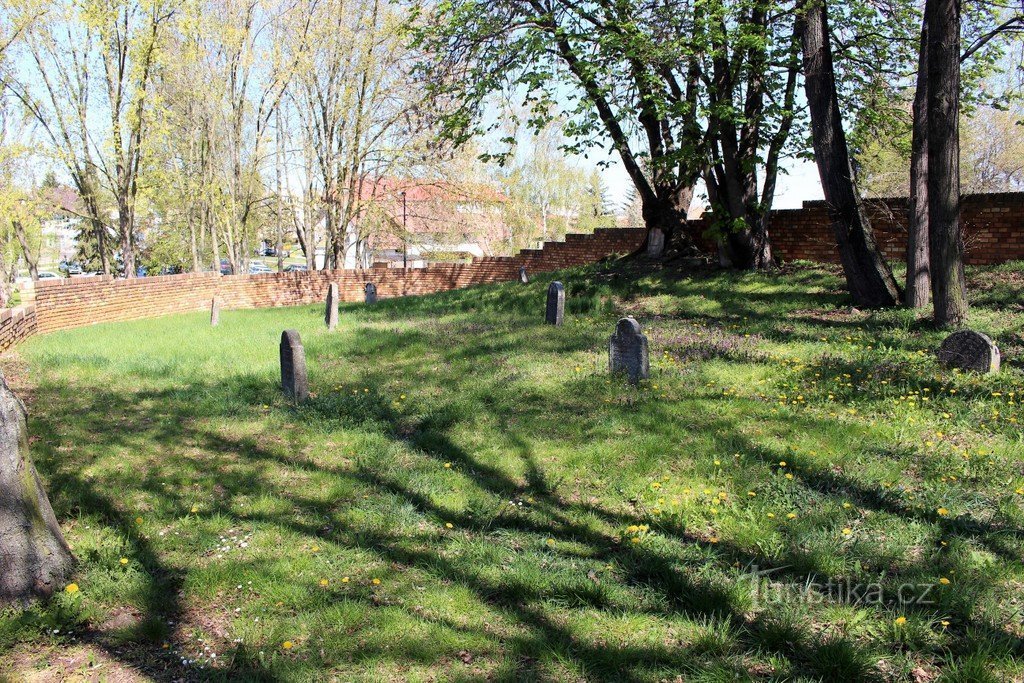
[12,263,1024,681]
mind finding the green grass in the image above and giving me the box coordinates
[2,259,1023,682]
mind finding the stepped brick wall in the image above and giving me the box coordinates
[1,192,1021,352]
[2,227,645,350]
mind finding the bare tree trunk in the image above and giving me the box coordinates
[907,17,931,308]
[799,0,901,307]
[13,221,39,281]
[0,373,75,606]
[926,0,969,327]
[276,108,285,273]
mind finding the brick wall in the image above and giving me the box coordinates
[14,226,645,344]
[747,191,1024,265]
[0,306,37,352]
[4,191,1020,351]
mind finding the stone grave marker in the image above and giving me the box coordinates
[609,317,649,384]
[519,266,529,284]
[545,281,564,326]
[365,282,377,304]
[646,228,665,257]
[938,329,1000,374]
[280,330,309,403]
[325,283,339,331]
[210,297,220,327]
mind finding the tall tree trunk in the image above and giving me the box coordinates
[0,373,75,606]
[926,0,968,327]
[276,108,285,273]
[119,208,136,279]
[907,16,931,309]
[799,0,901,307]
[13,221,39,281]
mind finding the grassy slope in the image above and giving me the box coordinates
[1,260,1023,682]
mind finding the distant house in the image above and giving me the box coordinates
[336,178,509,268]
[40,186,83,263]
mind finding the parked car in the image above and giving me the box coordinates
[249,261,273,275]
[59,262,83,276]
[283,264,308,272]
[219,259,233,275]
[37,271,61,280]
[261,246,292,258]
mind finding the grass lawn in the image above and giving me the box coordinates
[2,260,1023,682]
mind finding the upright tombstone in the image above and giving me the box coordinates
[0,372,74,605]
[519,266,529,284]
[210,297,220,327]
[938,330,1001,374]
[325,283,339,331]
[364,283,377,304]
[609,317,650,384]
[545,281,565,326]
[280,330,309,403]
[645,228,666,257]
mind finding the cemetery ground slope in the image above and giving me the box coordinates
[2,260,1024,682]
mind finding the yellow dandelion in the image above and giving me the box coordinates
[319,578,329,587]
[65,583,79,594]
[371,578,381,585]
[939,577,950,585]
[445,522,453,529]
[443,462,452,469]
[190,505,198,513]
[779,461,787,467]
[767,513,775,519]
[747,491,756,497]
[937,507,949,516]
[282,641,294,650]
[119,557,128,565]
[894,616,907,626]
[135,517,143,525]
[786,513,797,520]
[311,544,320,553]
[940,620,950,627]
[842,528,852,535]
[342,577,350,583]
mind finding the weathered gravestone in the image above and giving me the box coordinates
[938,330,1000,374]
[646,228,666,257]
[609,317,649,384]
[545,281,565,326]
[365,282,377,304]
[210,297,220,327]
[0,371,74,605]
[325,283,339,331]
[280,330,309,403]
[519,266,529,284]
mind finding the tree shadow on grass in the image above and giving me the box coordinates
[7,259,1023,680]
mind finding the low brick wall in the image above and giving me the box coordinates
[11,226,645,345]
[759,192,1024,265]
[0,306,37,352]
